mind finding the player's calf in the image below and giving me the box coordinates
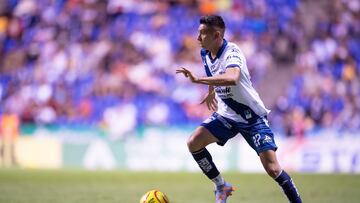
[275,170,302,203]
[191,148,220,180]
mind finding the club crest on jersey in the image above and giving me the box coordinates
[210,64,219,73]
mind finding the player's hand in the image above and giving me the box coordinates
[200,90,217,111]
[176,67,198,83]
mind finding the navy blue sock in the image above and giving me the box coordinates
[191,148,220,179]
[275,170,302,203]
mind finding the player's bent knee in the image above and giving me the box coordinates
[187,133,203,152]
[264,163,282,178]
[187,128,211,152]
[187,127,219,152]
[186,136,195,150]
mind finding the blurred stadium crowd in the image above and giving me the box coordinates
[0,0,359,138]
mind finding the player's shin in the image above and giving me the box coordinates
[191,148,224,187]
[275,170,302,203]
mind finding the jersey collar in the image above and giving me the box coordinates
[208,39,228,63]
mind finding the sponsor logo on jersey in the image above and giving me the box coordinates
[215,87,233,98]
[226,55,242,61]
[230,48,240,53]
[215,87,231,94]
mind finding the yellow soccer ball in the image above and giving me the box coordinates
[139,190,170,203]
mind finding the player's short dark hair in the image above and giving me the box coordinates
[199,15,226,30]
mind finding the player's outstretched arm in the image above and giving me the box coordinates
[176,66,240,86]
[176,67,199,83]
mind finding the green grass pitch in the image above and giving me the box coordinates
[0,169,359,203]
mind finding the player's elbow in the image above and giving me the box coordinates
[227,80,237,86]
[225,69,240,86]
[228,77,239,86]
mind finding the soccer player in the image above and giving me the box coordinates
[176,15,302,203]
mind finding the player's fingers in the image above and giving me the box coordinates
[200,95,210,104]
[209,102,215,111]
[177,67,187,73]
[211,105,217,111]
[177,68,190,73]
[182,68,191,75]
[200,93,213,104]
[206,101,213,111]
[176,68,188,72]
[182,70,189,75]
[210,100,217,111]
[208,101,214,111]
[175,70,189,77]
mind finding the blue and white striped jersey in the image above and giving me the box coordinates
[201,39,270,123]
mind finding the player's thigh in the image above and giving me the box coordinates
[200,113,238,147]
[259,150,282,178]
[187,126,219,152]
[259,150,279,166]
[239,117,278,154]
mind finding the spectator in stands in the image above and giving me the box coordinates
[0,0,358,137]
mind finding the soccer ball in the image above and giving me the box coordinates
[139,190,170,203]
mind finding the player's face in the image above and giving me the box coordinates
[197,24,217,50]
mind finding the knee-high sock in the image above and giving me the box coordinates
[191,148,220,180]
[275,170,302,203]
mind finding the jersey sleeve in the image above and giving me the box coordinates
[224,47,245,70]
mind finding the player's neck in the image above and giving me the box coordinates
[209,39,224,59]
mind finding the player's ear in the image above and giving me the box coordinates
[214,30,221,39]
